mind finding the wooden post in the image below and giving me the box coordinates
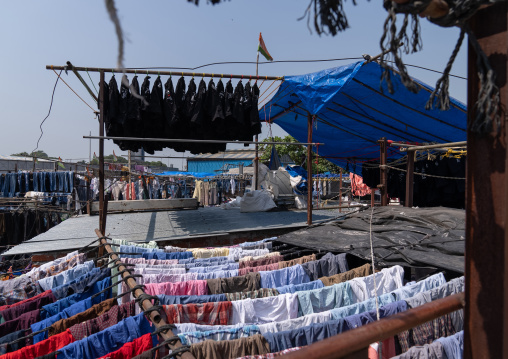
[370,190,375,207]
[254,135,259,190]
[378,137,388,206]
[307,113,313,225]
[339,170,343,213]
[465,3,508,358]
[405,150,415,207]
[98,70,106,236]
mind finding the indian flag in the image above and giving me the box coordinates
[258,33,273,62]
[93,152,97,160]
[113,150,118,162]
[57,157,65,169]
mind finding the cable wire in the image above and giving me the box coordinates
[31,69,62,155]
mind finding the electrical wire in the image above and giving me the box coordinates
[31,69,63,156]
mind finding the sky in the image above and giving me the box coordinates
[0,0,467,170]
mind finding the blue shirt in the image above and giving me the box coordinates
[57,313,153,359]
[187,263,239,272]
[330,292,396,320]
[142,251,193,260]
[343,301,408,329]
[38,261,95,291]
[178,325,260,345]
[119,245,164,258]
[32,297,94,343]
[297,282,354,316]
[276,279,324,294]
[51,268,110,300]
[260,265,311,288]
[158,294,227,305]
[436,330,463,359]
[41,277,111,319]
[196,270,239,280]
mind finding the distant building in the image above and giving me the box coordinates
[0,155,88,172]
[187,149,255,174]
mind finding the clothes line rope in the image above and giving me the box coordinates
[380,164,466,180]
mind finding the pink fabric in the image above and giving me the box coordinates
[238,263,280,276]
[145,280,208,296]
[350,173,372,197]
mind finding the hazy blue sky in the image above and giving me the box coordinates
[0,1,467,168]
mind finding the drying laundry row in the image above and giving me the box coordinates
[101,75,262,155]
[0,237,464,359]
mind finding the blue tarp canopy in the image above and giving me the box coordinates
[260,61,467,174]
[155,171,216,178]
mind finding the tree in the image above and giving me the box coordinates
[11,150,49,159]
[259,135,343,174]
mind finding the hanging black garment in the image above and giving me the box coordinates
[126,76,143,152]
[140,76,155,154]
[172,76,188,153]
[98,80,110,141]
[185,79,198,154]
[232,81,246,143]
[224,80,236,140]
[206,79,226,153]
[143,76,165,152]
[116,75,130,150]
[240,82,253,145]
[107,76,120,140]
[163,77,179,151]
[250,82,262,136]
[189,79,209,154]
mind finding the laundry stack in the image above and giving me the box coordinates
[0,237,464,359]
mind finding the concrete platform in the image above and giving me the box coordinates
[2,207,341,255]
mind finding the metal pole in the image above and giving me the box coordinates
[405,150,415,207]
[255,51,260,190]
[392,141,467,151]
[89,131,92,163]
[128,150,132,186]
[98,70,105,236]
[46,65,282,81]
[96,230,196,359]
[307,113,314,225]
[83,135,323,146]
[378,137,388,206]
[465,3,508,358]
[66,61,98,103]
[339,171,343,213]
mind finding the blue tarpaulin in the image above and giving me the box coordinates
[260,61,467,174]
[155,171,216,178]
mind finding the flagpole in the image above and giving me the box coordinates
[254,47,260,190]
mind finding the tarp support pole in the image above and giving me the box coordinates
[307,113,313,225]
[370,190,375,208]
[378,137,388,206]
[339,171,343,213]
[465,3,508,358]
[98,70,106,249]
[405,150,415,207]
[254,135,259,190]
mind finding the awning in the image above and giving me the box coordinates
[260,61,467,173]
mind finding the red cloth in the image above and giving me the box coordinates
[368,338,396,359]
[98,333,153,359]
[238,263,280,276]
[350,173,372,197]
[163,301,232,325]
[2,329,75,359]
[0,290,53,313]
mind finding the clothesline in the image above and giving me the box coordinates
[0,233,464,359]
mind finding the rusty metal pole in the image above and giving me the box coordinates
[370,190,375,207]
[339,171,343,213]
[95,230,196,359]
[307,113,314,225]
[378,137,388,206]
[465,3,508,358]
[254,135,259,190]
[98,70,106,237]
[405,150,415,207]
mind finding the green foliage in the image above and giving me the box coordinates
[259,135,343,174]
[12,150,49,159]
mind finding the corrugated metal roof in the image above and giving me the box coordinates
[2,207,340,255]
[188,150,256,161]
[0,155,54,163]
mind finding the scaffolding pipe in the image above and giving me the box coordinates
[46,65,282,81]
[83,135,324,146]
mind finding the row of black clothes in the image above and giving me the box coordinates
[0,210,62,246]
[100,75,263,155]
[362,156,466,208]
